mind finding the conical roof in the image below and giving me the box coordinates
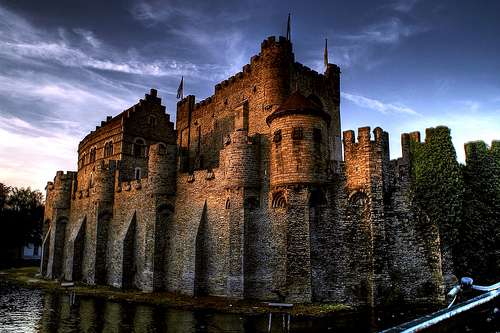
[266,91,331,125]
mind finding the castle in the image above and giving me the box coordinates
[41,35,446,306]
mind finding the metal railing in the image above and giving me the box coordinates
[380,277,500,333]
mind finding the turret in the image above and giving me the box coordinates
[343,126,390,192]
[93,160,116,204]
[147,142,177,195]
[267,91,331,188]
[258,36,294,113]
[41,171,75,279]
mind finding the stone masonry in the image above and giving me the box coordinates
[42,35,449,306]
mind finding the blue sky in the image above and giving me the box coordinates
[0,0,499,191]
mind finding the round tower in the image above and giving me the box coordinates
[93,161,116,204]
[221,129,259,189]
[266,91,331,187]
[257,36,294,113]
[147,142,177,196]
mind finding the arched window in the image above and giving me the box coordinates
[309,188,327,207]
[89,172,94,187]
[225,198,231,209]
[273,130,282,143]
[134,167,142,180]
[89,147,96,163]
[244,197,260,210]
[149,116,157,128]
[133,138,146,158]
[158,143,167,155]
[271,191,287,209]
[104,141,113,157]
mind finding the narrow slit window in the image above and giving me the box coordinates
[273,130,282,143]
[292,127,303,140]
[313,128,322,143]
[134,167,142,180]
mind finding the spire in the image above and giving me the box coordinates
[324,38,329,69]
[286,13,291,41]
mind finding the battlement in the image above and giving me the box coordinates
[343,126,389,147]
[177,36,297,116]
[79,89,168,150]
[423,126,450,143]
[492,140,500,155]
[293,62,321,79]
[48,171,76,191]
[260,35,292,52]
[178,168,221,185]
[464,140,500,163]
[143,88,162,105]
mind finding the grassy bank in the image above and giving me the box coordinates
[0,267,351,317]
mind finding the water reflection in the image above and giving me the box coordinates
[1,281,498,332]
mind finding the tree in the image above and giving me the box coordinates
[0,183,10,210]
[0,185,44,266]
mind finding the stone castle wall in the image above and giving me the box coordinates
[176,36,341,174]
[41,35,451,307]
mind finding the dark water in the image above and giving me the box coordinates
[0,281,498,332]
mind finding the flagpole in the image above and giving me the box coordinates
[324,38,329,69]
[286,13,291,41]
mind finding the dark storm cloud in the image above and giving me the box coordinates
[0,0,499,190]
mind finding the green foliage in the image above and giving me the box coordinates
[410,127,464,250]
[459,141,500,282]
[410,129,500,283]
[0,183,44,265]
[0,183,10,210]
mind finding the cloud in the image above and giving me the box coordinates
[0,39,207,77]
[129,0,253,78]
[342,92,420,116]
[130,2,200,24]
[340,18,426,44]
[391,0,421,13]
[0,71,130,122]
[0,114,79,192]
[0,6,216,79]
[73,28,102,48]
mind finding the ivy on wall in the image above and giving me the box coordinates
[459,141,500,282]
[410,127,500,283]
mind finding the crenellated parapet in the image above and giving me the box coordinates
[343,126,389,192]
[464,139,500,164]
[45,171,76,212]
[400,131,421,163]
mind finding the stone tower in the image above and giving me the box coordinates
[41,171,75,279]
[266,91,331,302]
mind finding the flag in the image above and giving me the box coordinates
[286,13,291,41]
[324,38,328,68]
[176,76,184,99]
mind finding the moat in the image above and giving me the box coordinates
[2,278,499,332]
[0,280,409,332]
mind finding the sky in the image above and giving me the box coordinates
[0,0,499,192]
